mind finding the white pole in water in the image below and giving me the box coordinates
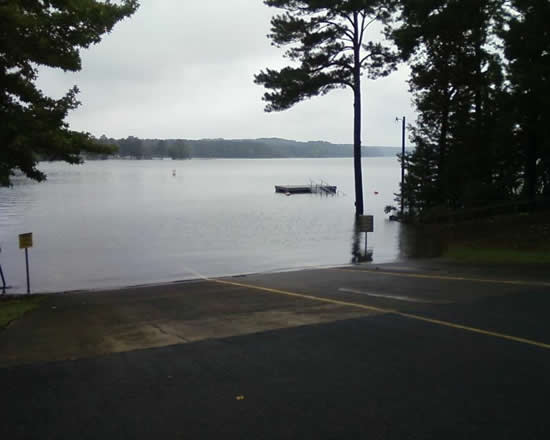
[396,116,406,216]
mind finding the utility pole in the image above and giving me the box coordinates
[396,116,406,216]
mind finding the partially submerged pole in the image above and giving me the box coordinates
[401,116,406,216]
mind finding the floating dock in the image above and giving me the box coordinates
[275,184,337,194]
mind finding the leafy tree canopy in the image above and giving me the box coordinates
[0,0,139,186]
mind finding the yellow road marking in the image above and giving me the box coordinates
[397,312,550,350]
[209,278,550,350]
[211,278,395,315]
[331,268,550,287]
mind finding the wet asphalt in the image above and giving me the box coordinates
[1,260,549,439]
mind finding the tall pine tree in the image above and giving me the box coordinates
[255,0,397,216]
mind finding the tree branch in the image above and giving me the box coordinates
[317,18,355,41]
[360,52,373,66]
[343,12,355,28]
[359,11,367,46]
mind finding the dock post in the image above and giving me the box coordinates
[0,264,5,295]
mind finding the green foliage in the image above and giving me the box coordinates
[0,0,139,186]
[391,0,548,218]
[0,296,44,329]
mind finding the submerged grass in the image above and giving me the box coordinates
[0,296,45,329]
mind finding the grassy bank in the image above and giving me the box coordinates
[400,210,550,264]
[444,246,550,264]
[0,296,44,329]
[441,210,550,264]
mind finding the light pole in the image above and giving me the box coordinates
[396,116,406,216]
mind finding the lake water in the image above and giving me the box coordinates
[0,158,402,293]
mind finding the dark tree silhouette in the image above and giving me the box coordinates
[501,0,550,204]
[392,0,510,216]
[0,0,139,185]
[255,0,397,215]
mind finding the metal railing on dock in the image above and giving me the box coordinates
[275,180,337,195]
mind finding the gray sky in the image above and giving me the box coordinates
[37,0,414,146]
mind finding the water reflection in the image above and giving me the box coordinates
[348,216,449,264]
[350,218,374,263]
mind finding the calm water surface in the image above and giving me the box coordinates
[0,158,401,293]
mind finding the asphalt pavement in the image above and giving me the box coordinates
[1,260,549,439]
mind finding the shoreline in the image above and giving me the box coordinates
[3,257,550,299]
[1,262,370,297]
[2,258,550,367]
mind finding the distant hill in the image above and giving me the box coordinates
[94,136,411,160]
[184,137,408,158]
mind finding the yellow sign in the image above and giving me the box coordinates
[19,233,33,249]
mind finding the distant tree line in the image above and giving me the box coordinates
[393,0,550,218]
[88,136,402,160]
[91,136,191,160]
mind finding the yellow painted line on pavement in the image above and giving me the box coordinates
[331,268,550,287]
[210,278,395,315]
[209,278,550,351]
[397,312,550,350]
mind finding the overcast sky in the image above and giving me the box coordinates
[37,0,414,146]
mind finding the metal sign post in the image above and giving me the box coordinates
[0,246,5,295]
[19,233,33,294]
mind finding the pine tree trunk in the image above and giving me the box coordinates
[353,82,364,216]
[353,12,364,216]
[438,79,450,207]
